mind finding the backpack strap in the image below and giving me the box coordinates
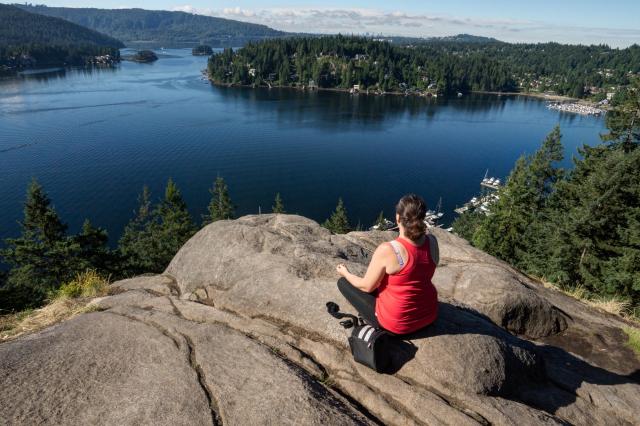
[326,302,361,328]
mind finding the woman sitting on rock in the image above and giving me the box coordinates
[336,194,438,335]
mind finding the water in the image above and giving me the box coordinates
[0,48,605,243]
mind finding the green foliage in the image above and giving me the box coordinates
[204,177,235,224]
[73,219,114,275]
[624,326,640,357]
[602,84,640,153]
[208,35,516,94]
[272,193,285,214]
[117,186,154,276]
[323,198,352,234]
[55,269,109,299]
[149,178,197,269]
[118,180,197,275]
[131,50,158,63]
[17,4,284,47]
[545,143,640,301]
[192,45,213,56]
[0,4,123,47]
[208,35,640,98]
[451,210,485,240]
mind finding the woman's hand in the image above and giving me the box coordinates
[336,263,349,277]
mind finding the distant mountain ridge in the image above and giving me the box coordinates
[0,4,124,48]
[16,4,286,48]
[428,33,501,43]
[382,33,502,45]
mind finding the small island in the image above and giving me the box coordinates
[192,45,213,56]
[130,50,158,63]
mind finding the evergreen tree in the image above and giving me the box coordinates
[118,186,154,276]
[73,219,113,275]
[323,198,351,234]
[451,210,484,240]
[602,80,640,153]
[146,178,197,272]
[0,179,74,308]
[546,144,640,302]
[272,192,285,213]
[204,176,235,224]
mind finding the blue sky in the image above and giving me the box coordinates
[14,0,640,46]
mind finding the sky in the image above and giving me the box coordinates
[13,0,640,46]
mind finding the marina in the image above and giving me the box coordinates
[547,102,605,116]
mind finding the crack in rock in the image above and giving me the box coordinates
[104,310,181,349]
[181,333,223,426]
[104,310,221,425]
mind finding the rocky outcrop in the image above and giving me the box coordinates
[1,214,639,425]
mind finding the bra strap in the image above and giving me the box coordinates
[388,240,405,267]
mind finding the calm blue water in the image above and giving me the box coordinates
[0,48,605,243]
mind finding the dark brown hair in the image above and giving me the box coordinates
[396,194,427,241]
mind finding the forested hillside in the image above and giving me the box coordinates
[208,36,640,98]
[0,4,123,47]
[0,4,122,72]
[16,4,286,47]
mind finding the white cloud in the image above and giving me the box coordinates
[222,7,256,18]
[168,5,640,46]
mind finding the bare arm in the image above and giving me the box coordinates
[336,244,392,293]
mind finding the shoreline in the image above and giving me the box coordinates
[472,90,576,102]
[204,71,439,98]
[204,73,606,107]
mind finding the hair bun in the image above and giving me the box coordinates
[396,194,427,241]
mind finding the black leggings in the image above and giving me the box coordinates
[337,277,381,328]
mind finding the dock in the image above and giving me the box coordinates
[480,171,502,190]
[454,171,502,216]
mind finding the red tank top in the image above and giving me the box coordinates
[375,237,438,334]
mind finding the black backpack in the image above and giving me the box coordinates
[326,302,391,373]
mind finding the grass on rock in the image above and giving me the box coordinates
[537,279,639,322]
[623,326,640,358]
[0,270,110,342]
